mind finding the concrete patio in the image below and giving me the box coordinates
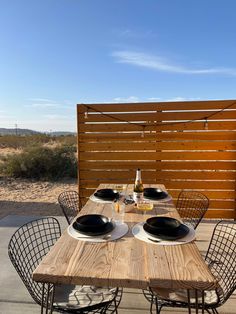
[0,214,235,314]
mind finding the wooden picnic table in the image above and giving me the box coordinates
[33,184,217,312]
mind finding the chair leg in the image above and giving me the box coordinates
[49,284,55,314]
[41,283,45,314]
[205,309,218,314]
[155,297,162,314]
[201,290,205,314]
[113,298,118,314]
[41,283,52,314]
[187,290,191,314]
[45,283,51,314]
[195,289,199,313]
[149,294,154,313]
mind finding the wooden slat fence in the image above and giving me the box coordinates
[77,100,236,219]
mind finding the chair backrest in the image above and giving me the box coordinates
[176,190,209,229]
[205,220,236,306]
[8,217,61,306]
[58,190,80,224]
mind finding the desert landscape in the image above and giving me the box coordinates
[0,134,77,219]
[0,177,77,219]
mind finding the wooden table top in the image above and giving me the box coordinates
[33,184,217,290]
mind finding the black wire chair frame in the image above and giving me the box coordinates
[8,217,61,307]
[58,190,81,224]
[143,220,236,314]
[176,190,209,229]
[8,217,123,313]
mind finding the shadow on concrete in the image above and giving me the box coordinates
[0,200,63,224]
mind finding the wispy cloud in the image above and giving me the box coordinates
[147,97,161,102]
[26,103,61,108]
[112,51,236,76]
[28,98,55,102]
[26,98,68,108]
[163,97,201,102]
[26,98,77,109]
[108,96,199,103]
[112,96,140,103]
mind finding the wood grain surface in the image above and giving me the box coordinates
[33,184,217,291]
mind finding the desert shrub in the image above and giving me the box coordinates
[55,135,77,146]
[0,134,77,149]
[0,134,52,149]
[0,145,77,180]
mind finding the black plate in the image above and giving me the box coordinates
[75,214,109,232]
[73,220,115,236]
[143,223,189,240]
[94,189,119,201]
[146,216,181,234]
[143,188,168,200]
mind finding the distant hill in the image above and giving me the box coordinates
[0,128,76,136]
[0,128,40,135]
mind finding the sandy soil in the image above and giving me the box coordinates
[0,147,22,156]
[0,177,77,219]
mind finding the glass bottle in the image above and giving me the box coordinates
[133,168,144,203]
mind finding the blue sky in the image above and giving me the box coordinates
[0,0,236,132]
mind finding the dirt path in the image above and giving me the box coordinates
[0,178,77,219]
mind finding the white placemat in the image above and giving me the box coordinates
[143,194,172,203]
[68,221,129,242]
[132,222,195,245]
[89,194,115,204]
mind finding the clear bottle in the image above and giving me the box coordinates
[133,168,144,203]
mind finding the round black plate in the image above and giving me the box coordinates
[143,223,189,240]
[143,188,168,200]
[75,214,109,231]
[94,189,119,201]
[72,221,115,236]
[146,216,181,233]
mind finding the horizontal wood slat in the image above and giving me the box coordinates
[77,100,236,219]
[78,100,236,112]
[78,121,236,132]
[79,161,236,170]
[79,151,236,161]
[80,141,236,151]
[80,170,236,180]
[78,110,236,123]
[79,131,236,141]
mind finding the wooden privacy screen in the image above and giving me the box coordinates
[77,100,236,219]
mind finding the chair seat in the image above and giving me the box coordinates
[54,285,117,311]
[151,287,218,305]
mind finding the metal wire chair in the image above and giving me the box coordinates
[143,220,236,314]
[8,217,61,307]
[176,190,209,229]
[58,190,80,224]
[8,217,123,313]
